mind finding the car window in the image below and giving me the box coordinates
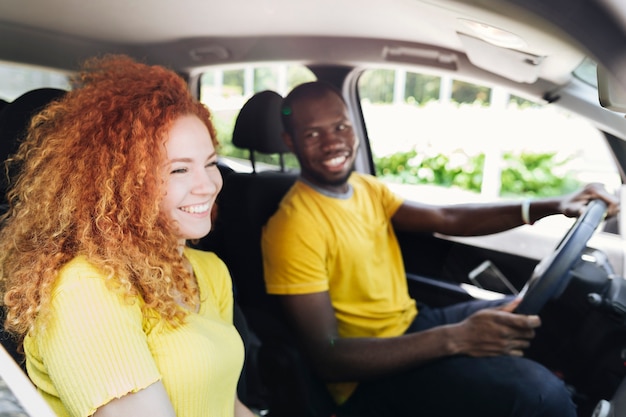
[358,67,621,212]
[199,63,315,172]
[0,61,70,102]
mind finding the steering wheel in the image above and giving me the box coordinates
[514,199,608,315]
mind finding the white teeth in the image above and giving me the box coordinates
[324,155,346,167]
[180,203,210,214]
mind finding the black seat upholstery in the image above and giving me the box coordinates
[231,90,292,173]
[0,88,67,209]
[197,91,337,416]
[200,90,299,312]
[0,88,67,370]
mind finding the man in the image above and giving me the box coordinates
[261,81,619,417]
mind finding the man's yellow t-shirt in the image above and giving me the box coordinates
[24,247,244,417]
[262,173,418,403]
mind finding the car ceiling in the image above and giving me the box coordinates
[1,0,625,88]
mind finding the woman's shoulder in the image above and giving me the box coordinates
[51,256,121,301]
[184,246,222,264]
[56,256,106,284]
[184,247,229,277]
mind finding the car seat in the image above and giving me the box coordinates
[0,88,67,212]
[231,90,292,173]
[0,88,67,370]
[199,90,298,313]
[196,91,337,417]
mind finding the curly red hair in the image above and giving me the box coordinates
[0,54,218,338]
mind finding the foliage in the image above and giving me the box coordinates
[374,149,581,198]
[375,150,484,192]
[451,80,491,106]
[500,152,580,197]
[287,66,317,88]
[359,69,396,103]
[205,64,314,169]
[405,72,441,105]
[359,69,492,106]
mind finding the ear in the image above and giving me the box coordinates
[282,132,295,152]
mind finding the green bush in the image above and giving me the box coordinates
[375,149,581,198]
[500,152,580,197]
[375,150,484,192]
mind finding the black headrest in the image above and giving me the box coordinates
[0,88,67,164]
[0,88,67,205]
[232,90,290,154]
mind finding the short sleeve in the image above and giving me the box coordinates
[359,173,404,218]
[31,260,160,417]
[262,192,330,295]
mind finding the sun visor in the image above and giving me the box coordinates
[458,33,544,83]
[598,64,626,113]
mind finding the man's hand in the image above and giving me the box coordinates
[561,182,620,218]
[448,298,540,357]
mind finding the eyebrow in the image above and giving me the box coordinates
[168,151,218,164]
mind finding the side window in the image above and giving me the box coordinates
[0,61,70,101]
[199,63,316,172]
[358,68,621,210]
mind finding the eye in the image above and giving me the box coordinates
[205,160,219,169]
[170,166,188,175]
[337,122,351,131]
[304,130,320,139]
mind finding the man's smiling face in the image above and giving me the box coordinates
[286,90,359,194]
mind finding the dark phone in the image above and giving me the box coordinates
[468,260,519,295]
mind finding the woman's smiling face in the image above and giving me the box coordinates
[160,114,223,241]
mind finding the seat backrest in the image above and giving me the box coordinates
[0,88,67,209]
[196,91,336,416]
[0,88,67,369]
[231,90,292,173]
[200,89,298,310]
[212,172,296,311]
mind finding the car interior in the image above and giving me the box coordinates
[2,0,626,416]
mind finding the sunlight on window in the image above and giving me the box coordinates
[358,68,620,203]
[0,61,70,101]
[199,63,315,171]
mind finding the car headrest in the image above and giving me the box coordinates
[232,90,290,157]
[0,88,67,205]
[0,88,67,163]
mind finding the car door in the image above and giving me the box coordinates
[347,65,625,297]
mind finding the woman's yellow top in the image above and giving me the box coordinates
[24,248,244,417]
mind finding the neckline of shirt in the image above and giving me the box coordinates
[298,176,354,200]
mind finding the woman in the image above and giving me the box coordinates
[0,55,255,417]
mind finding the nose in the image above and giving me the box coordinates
[319,129,342,151]
[193,166,222,196]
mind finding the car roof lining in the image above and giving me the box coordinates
[0,0,593,84]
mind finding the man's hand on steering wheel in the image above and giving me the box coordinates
[515,198,610,315]
[560,182,620,218]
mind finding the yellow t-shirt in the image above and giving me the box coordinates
[24,248,244,417]
[262,173,418,403]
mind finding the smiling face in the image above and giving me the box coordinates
[160,114,223,242]
[284,90,359,193]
